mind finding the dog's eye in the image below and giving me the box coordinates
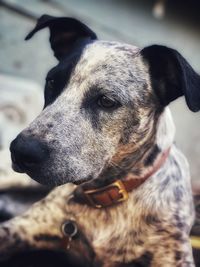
[97,95,117,109]
[47,79,55,90]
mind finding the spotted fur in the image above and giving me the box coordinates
[6,15,200,266]
[0,142,195,266]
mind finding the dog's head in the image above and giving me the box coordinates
[10,15,200,186]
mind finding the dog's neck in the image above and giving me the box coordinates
[155,107,175,152]
[102,107,175,183]
[74,108,175,207]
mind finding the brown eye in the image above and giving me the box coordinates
[97,95,117,109]
[47,79,54,89]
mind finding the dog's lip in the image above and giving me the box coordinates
[73,177,91,185]
[11,162,25,173]
[11,152,25,173]
[11,152,38,173]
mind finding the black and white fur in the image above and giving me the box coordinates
[1,14,200,266]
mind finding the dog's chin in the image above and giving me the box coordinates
[26,173,67,186]
[11,160,94,186]
[23,170,93,187]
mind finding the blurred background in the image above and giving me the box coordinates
[0,1,200,265]
[0,0,199,182]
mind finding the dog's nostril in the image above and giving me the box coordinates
[10,134,49,172]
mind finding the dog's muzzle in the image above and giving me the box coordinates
[10,133,49,173]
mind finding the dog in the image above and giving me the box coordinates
[2,14,200,266]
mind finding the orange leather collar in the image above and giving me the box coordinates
[78,148,171,208]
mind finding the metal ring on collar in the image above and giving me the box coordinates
[61,220,78,238]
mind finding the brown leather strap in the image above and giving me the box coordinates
[123,147,171,192]
[79,148,171,208]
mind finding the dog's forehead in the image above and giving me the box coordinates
[76,40,140,70]
[66,40,146,95]
[45,40,149,107]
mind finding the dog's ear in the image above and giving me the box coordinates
[141,45,200,112]
[25,14,97,61]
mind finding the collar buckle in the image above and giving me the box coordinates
[83,180,129,208]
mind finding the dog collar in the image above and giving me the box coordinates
[76,148,171,208]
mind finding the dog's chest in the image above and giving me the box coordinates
[68,147,194,263]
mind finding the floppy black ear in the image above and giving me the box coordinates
[141,45,200,112]
[25,14,97,61]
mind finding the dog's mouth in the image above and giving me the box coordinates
[12,162,25,173]
[73,178,90,185]
[10,141,107,187]
[11,152,36,174]
[11,152,26,173]
[11,155,94,187]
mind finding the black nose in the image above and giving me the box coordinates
[10,134,49,173]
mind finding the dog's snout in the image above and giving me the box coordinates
[10,134,49,173]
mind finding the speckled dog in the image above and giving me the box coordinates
[2,15,200,266]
